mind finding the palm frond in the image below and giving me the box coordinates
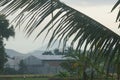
[0,0,120,63]
[111,0,120,12]
[111,0,120,28]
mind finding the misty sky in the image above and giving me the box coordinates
[4,0,120,53]
[60,0,116,6]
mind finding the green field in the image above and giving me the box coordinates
[0,78,48,80]
[0,74,51,80]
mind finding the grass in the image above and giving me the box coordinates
[0,78,48,80]
[0,74,50,80]
[0,74,72,80]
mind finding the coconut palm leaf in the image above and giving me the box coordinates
[0,0,119,64]
[111,0,120,28]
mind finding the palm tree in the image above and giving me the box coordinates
[0,0,119,77]
[0,14,15,73]
[61,49,106,80]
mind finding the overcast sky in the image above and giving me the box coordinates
[4,0,120,54]
[60,0,116,6]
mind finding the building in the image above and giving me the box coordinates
[5,55,66,74]
[23,55,66,74]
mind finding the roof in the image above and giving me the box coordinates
[34,55,66,60]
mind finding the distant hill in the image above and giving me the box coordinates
[5,49,45,58]
[27,50,44,56]
[39,40,69,51]
[5,49,24,58]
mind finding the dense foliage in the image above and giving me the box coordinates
[0,14,14,73]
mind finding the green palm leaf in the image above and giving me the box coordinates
[0,0,119,65]
[111,0,120,12]
[111,0,120,27]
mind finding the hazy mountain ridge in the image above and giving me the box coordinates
[5,49,45,58]
[27,50,44,56]
[5,49,24,58]
[6,41,68,57]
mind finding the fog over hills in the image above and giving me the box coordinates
[5,41,69,57]
[5,49,49,58]
[39,40,69,51]
[27,50,44,56]
[5,49,24,57]
[5,49,41,58]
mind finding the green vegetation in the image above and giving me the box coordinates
[60,51,101,80]
[12,78,48,80]
[42,51,53,55]
[0,14,15,73]
[18,60,27,74]
[0,78,48,80]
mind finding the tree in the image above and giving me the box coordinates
[61,50,107,80]
[54,49,62,55]
[4,67,18,75]
[0,14,15,73]
[18,60,27,74]
[0,0,119,79]
[42,51,53,55]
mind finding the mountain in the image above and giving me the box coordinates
[38,40,69,51]
[5,49,46,58]
[27,50,44,56]
[27,41,70,56]
[5,49,24,58]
